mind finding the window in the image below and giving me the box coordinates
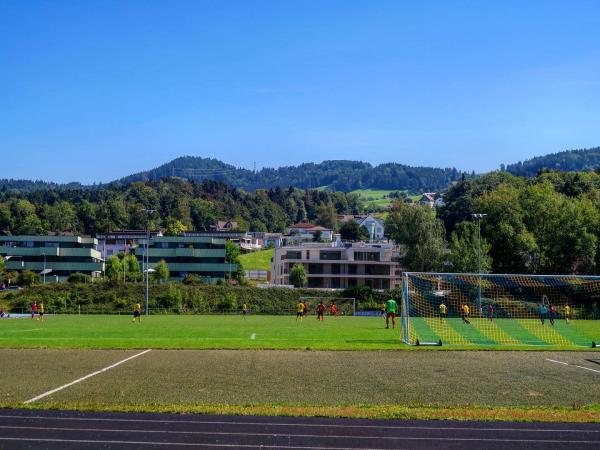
[285,251,302,260]
[320,251,341,261]
[354,251,380,261]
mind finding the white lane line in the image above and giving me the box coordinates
[2,424,600,442]
[0,436,598,446]
[250,333,256,340]
[0,416,598,434]
[546,358,600,374]
[23,349,152,404]
[0,438,351,449]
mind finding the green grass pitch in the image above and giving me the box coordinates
[0,314,597,350]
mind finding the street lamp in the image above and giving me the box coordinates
[142,209,156,316]
[471,213,487,313]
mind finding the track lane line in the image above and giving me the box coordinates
[0,415,598,434]
[1,424,600,441]
[23,349,152,404]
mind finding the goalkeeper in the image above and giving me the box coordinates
[439,302,447,321]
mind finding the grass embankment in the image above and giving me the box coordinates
[239,248,274,271]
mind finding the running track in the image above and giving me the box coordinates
[0,409,599,449]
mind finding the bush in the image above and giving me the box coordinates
[67,273,91,283]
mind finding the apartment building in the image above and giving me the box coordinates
[96,230,162,259]
[271,241,401,290]
[136,235,234,282]
[0,235,104,281]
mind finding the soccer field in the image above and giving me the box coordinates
[0,315,404,350]
[0,314,598,350]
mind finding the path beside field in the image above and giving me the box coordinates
[1,409,599,449]
[1,349,600,409]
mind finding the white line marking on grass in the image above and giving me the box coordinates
[546,358,600,374]
[250,333,256,340]
[546,358,569,365]
[1,416,598,434]
[23,349,152,404]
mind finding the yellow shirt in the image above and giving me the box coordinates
[380,304,386,311]
[565,306,571,315]
[39,303,44,313]
[297,302,305,313]
[463,305,470,314]
[439,304,447,314]
[134,303,141,312]
[243,304,248,310]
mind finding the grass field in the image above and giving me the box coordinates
[0,315,597,350]
[239,248,274,271]
[409,317,599,348]
[1,349,599,422]
[349,188,396,209]
[0,315,403,350]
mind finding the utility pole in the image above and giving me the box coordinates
[142,209,156,316]
[471,213,487,313]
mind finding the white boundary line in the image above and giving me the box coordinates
[546,358,600,374]
[23,349,152,404]
[1,415,598,433]
[2,424,600,442]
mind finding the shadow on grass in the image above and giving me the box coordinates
[345,340,401,344]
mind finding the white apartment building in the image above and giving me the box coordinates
[271,241,402,290]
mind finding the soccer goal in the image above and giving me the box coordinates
[299,297,356,316]
[401,272,600,348]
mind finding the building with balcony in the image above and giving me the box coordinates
[96,230,163,259]
[0,235,104,282]
[135,235,234,282]
[270,241,402,290]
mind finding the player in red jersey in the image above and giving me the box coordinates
[329,302,338,317]
[30,302,37,319]
[317,301,326,321]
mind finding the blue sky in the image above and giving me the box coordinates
[1,0,599,183]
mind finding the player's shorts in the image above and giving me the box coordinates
[133,311,141,317]
[386,312,396,319]
[39,312,44,317]
[243,310,248,315]
[296,312,303,317]
[317,312,324,317]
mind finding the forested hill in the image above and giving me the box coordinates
[114,156,466,192]
[0,179,85,192]
[504,147,600,177]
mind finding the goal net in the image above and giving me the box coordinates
[299,297,356,316]
[401,272,600,348]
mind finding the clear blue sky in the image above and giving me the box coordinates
[2,0,599,183]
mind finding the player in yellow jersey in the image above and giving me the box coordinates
[461,304,470,324]
[439,302,447,322]
[38,302,45,321]
[380,303,386,319]
[242,303,249,320]
[132,303,141,322]
[296,301,305,322]
[564,304,571,323]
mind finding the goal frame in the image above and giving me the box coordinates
[401,271,600,347]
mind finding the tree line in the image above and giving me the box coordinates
[387,170,600,276]
[0,178,364,236]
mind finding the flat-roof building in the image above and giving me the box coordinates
[271,241,401,290]
[0,235,104,282]
[136,235,234,283]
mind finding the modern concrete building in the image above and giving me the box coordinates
[96,230,162,259]
[270,241,401,290]
[0,235,104,282]
[136,235,235,282]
